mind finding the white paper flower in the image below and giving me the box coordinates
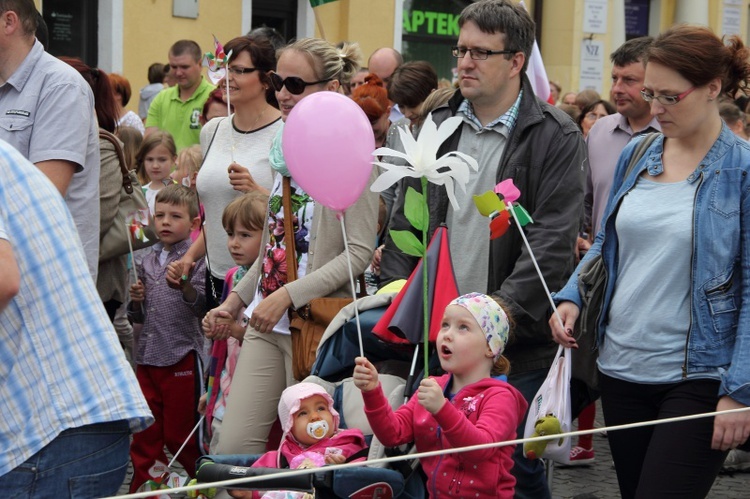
[371,114,479,210]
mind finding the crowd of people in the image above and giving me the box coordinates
[2,0,750,497]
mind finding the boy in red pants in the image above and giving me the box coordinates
[128,185,206,491]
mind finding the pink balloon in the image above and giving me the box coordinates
[283,92,375,213]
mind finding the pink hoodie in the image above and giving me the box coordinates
[362,374,528,498]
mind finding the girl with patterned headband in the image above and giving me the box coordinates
[354,292,529,498]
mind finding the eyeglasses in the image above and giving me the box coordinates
[585,112,607,121]
[226,66,258,76]
[640,86,696,106]
[451,46,516,60]
[269,72,332,95]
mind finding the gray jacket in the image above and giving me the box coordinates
[380,75,586,373]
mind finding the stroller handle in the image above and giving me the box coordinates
[195,462,316,492]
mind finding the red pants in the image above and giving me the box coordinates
[576,402,595,449]
[130,352,203,492]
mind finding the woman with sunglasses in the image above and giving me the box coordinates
[551,25,750,498]
[203,38,379,456]
[175,36,281,310]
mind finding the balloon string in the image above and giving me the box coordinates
[339,213,364,358]
[106,405,750,499]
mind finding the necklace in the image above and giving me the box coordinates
[233,107,267,134]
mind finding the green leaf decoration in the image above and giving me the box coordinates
[404,186,427,232]
[511,204,534,226]
[391,230,426,257]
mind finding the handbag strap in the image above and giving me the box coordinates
[281,177,369,297]
[99,129,131,194]
[197,117,229,302]
[624,132,660,179]
[201,117,224,163]
[282,176,298,283]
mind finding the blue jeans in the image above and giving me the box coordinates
[0,420,131,498]
[508,368,552,499]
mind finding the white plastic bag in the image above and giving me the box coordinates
[523,345,572,464]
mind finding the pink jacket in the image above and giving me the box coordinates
[251,428,367,469]
[362,374,528,498]
[249,428,366,499]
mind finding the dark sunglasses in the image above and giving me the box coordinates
[269,72,331,95]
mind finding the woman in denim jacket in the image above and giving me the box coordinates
[551,25,750,499]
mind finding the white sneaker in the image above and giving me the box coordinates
[723,449,750,472]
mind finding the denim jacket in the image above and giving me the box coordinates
[555,125,750,406]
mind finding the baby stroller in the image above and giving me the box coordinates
[195,294,429,498]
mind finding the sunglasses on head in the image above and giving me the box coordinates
[269,72,332,95]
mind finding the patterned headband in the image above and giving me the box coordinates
[449,292,510,359]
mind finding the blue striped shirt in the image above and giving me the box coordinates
[0,140,153,476]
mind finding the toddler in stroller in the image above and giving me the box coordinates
[195,295,424,498]
[226,382,367,498]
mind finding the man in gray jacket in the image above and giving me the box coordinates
[380,1,586,496]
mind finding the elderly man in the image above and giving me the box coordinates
[368,47,404,122]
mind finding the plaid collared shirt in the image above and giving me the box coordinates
[129,240,207,366]
[0,143,152,476]
[458,90,524,132]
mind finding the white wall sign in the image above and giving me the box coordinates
[173,0,198,19]
[580,39,605,93]
[583,0,608,34]
[722,0,742,36]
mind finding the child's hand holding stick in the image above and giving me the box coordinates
[353,357,379,392]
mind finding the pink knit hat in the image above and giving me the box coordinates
[278,382,340,434]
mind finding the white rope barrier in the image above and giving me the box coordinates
[102,405,750,499]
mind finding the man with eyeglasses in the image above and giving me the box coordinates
[0,0,101,281]
[585,37,661,255]
[380,1,585,497]
[145,39,214,150]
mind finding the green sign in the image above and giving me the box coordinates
[310,0,338,7]
[403,9,460,37]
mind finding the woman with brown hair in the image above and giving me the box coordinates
[110,73,145,135]
[576,99,616,138]
[387,60,438,127]
[178,36,282,309]
[551,25,750,498]
[60,58,128,325]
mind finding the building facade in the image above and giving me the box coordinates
[35,0,750,111]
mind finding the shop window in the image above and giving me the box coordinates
[43,0,98,67]
[625,0,650,39]
[252,0,297,44]
[402,0,471,83]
